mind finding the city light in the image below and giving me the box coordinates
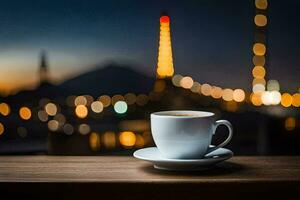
[285,117,296,131]
[281,93,293,107]
[19,107,32,120]
[63,124,74,135]
[98,95,111,107]
[172,74,183,87]
[253,43,266,56]
[190,82,201,93]
[48,120,59,131]
[111,94,125,105]
[91,101,104,113]
[78,124,91,135]
[233,89,245,102]
[255,0,268,10]
[201,84,212,96]
[0,103,10,116]
[75,105,88,118]
[119,131,136,147]
[54,113,66,126]
[222,89,234,101]
[156,15,174,78]
[254,14,267,27]
[90,132,101,151]
[267,80,280,91]
[0,122,4,136]
[38,110,48,122]
[211,87,223,99]
[180,76,193,89]
[74,96,87,106]
[45,103,57,116]
[251,93,263,106]
[114,101,128,114]
[292,93,300,107]
[252,66,266,79]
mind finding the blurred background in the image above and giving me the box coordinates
[0,0,299,155]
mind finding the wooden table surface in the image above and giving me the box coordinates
[0,156,299,199]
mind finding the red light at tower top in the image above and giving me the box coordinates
[160,16,170,23]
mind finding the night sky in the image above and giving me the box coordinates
[0,0,299,93]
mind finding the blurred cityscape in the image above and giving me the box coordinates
[0,0,299,155]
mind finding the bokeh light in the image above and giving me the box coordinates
[190,82,201,93]
[253,43,266,56]
[0,122,4,136]
[54,113,66,125]
[112,94,125,105]
[281,93,293,107]
[233,89,245,102]
[222,89,234,101]
[201,84,212,96]
[98,95,111,107]
[38,110,48,122]
[267,80,280,91]
[45,103,57,116]
[124,93,136,105]
[211,87,223,99]
[114,101,128,114]
[74,96,87,106]
[136,94,149,106]
[19,107,32,120]
[255,0,268,10]
[75,105,88,118]
[252,55,266,66]
[63,124,74,135]
[254,14,267,27]
[48,120,59,131]
[253,78,266,86]
[180,76,193,89]
[252,66,266,78]
[251,93,263,106]
[172,74,183,87]
[91,101,104,113]
[78,124,91,135]
[90,132,101,151]
[0,103,10,116]
[285,117,296,131]
[103,131,116,149]
[292,93,300,107]
[253,84,265,93]
[119,131,136,147]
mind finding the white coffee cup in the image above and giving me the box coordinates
[151,110,233,159]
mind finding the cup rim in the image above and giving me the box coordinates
[151,110,215,118]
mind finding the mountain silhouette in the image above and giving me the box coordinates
[59,64,155,96]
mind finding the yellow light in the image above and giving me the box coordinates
[254,14,267,27]
[90,132,101,151]
[98,95,111,107]
[78,124,91,135]
[252,55,265,66]
[172,74,183,87]
[251,92,263,106]
[233,89,245,102]
[261,91,281,105]
[255,0,268,10]
[45,103,57,116]
[201,84,212,96]
[91,101,104,113]
[48,120,59,131]
[156,15,174,78]
[252,66,266,78]
[75,105,88,118]
[281,93,292,107]
[191,82,201,93]
[154,80,166,92]
[38,110,48,122]
[0,122,4,136]
[74,96,87,106]
[119,131,136,147]
[136,94,149,106]
[222,89,234,101]
[285,117,296,131]
[211,87,223,99]
[111,94,125,105]
[103,131,116,149]
[124,93,136,105]
[253,43,266,56]
[0,103,10,116]
[180,76,193,89]
[292,93,300,107]
[19,107,31,120]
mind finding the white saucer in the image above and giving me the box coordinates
[133,146,233,171]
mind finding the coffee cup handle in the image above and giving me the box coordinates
[206,120,233,154]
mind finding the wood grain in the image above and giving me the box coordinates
[0,156,299,199]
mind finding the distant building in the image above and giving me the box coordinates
[39,50,49,84]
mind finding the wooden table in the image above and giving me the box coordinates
[0,156,299,200]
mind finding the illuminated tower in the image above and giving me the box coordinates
[39,50,48,84]
[156,14,174,79]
